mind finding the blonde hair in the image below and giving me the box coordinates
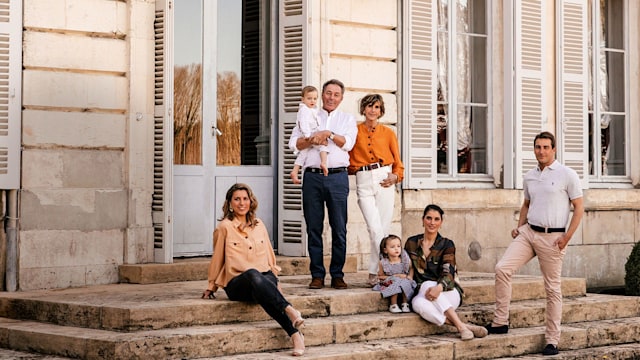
[301,85,318,97]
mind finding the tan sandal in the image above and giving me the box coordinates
[288,308,305,329]
[291,332,305,356]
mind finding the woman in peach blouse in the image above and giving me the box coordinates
[202,183,305,356]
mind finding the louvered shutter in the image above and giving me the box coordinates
[153,0,174,263]
[0,0,21,189]
[277,0,307,256]
[404,0,437,189]
[556,0,588,188]
[513,0,547,189]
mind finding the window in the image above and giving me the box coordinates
[172,0,271,166]
[588,0,627,178]
[436,0,489,176]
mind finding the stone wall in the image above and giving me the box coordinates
[397,188,640,289]
[18,0,155,290]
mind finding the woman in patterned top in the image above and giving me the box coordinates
[372,235,416,313]
[405,204,488,341]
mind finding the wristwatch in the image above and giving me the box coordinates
[329,132,335,141]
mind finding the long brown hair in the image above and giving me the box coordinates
[220,183,259,227]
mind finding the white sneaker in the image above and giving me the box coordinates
[401,303,411,313]
[389,304,402,313]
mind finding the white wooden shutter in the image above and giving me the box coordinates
[556,0,588,188]
[153,0,174,263]
[277,0,307,256]
[0,0,22,189]
[403,0,437,189]
[513,0,547,189]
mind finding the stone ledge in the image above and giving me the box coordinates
[118,255,359,284]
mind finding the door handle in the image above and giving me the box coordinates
[212,125,222,136]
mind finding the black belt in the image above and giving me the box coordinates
[529,223,565,233]
[357,163,387,172]
[305,167,347,174]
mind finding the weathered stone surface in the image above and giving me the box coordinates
[19,190,127,231]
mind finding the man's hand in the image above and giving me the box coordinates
[555,234,570,250]
[309,130,330,146]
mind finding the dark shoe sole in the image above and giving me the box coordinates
[485,324,509,334]
[542,344,559,355]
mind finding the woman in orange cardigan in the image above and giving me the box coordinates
[349,94,404,287]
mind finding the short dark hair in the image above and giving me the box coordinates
[534,131,556,149]
[359,94,385,118]
[379,234,402,259]
[322,79,345,94]
[422,204,444,219]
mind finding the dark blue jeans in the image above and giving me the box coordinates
[224,269,297,336]
[302,170,349,279]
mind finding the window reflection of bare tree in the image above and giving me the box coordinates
[216,71,241,165]
[174,64,203,165]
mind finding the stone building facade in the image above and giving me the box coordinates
[0,0,638,291]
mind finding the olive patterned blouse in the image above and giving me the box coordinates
[404,232,462,295]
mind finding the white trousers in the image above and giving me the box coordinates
[355,165,395,274]
[412,280,461,326]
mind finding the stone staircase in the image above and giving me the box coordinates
[0,256,638,359]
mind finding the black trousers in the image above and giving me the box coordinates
[224,269,297,336]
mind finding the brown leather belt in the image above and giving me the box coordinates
[357,163,387,172]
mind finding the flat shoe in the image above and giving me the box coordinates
[467,323,488,338]
[401,303,411,313]
[291,332,305,356]
[389,304,402,313]
[460,328,474,341]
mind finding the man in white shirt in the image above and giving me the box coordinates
[486,131,584,356]
[288,79,358,290]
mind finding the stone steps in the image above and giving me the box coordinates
[211,318,640,359]
[0,256,637,359]
[0,272,586,331]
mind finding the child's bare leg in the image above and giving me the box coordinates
[389,294,399,305]
[320,151,328,176]
[290,164,301,184]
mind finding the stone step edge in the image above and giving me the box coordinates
[118,255,359,284]
[0,276,590,332]
[2,317,638,360]
[215,318,640,360]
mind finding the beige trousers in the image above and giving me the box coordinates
[493,224,566,345]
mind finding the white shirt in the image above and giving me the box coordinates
[288,107,357,168]
[524,160,583,228]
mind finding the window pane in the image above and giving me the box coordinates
[602,114,625,175]
[437,105,449,173]
[603,0,624,50]
[216,0,270,166]
[459,0,486,35]
[174,0,203,165]
[459,105,487,174]
[605,51,625,112]
[456,35,487,104]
